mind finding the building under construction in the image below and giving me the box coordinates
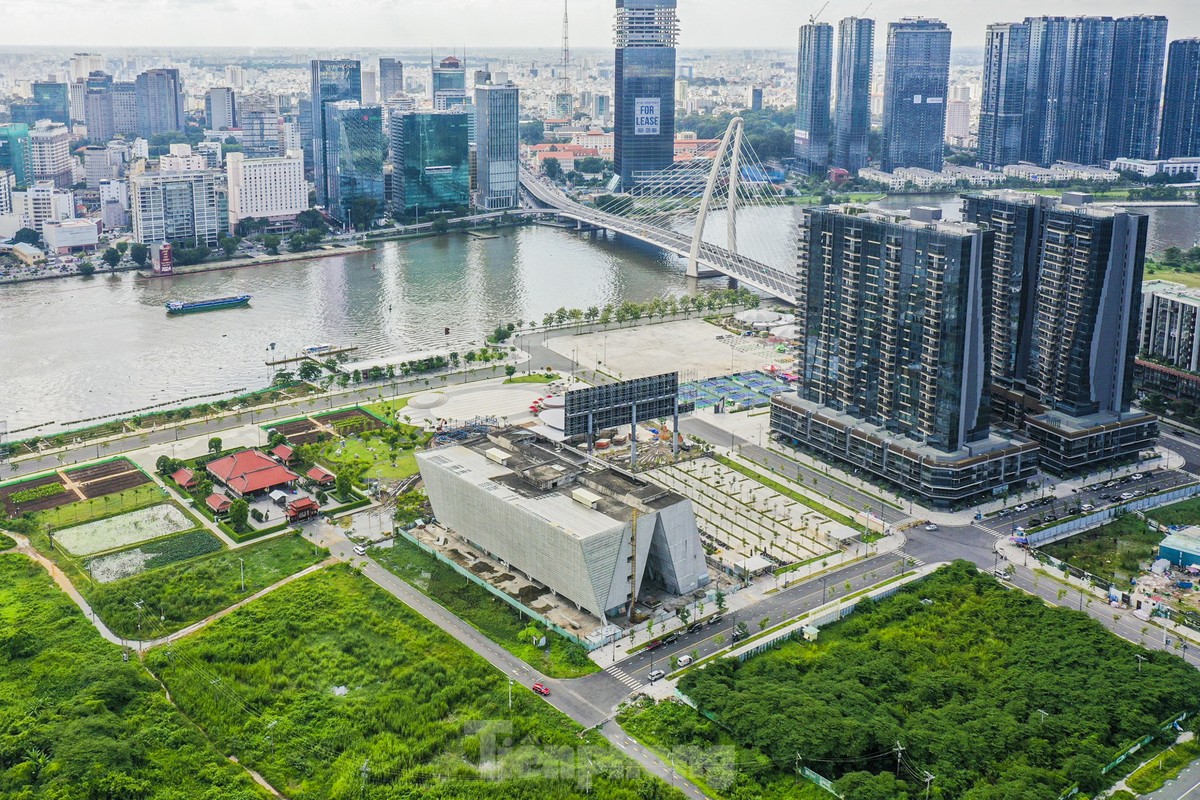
[416,427,708,620]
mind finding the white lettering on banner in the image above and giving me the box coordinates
[913,94,922,103]
[925,97,944,104]
[634,97,660,135]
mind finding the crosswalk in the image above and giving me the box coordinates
[606,665,644,691]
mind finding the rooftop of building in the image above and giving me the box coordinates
[1026,408,1157,436]
[1143,280,1200,302]
[417,427,684,538]
[819,203,986,238]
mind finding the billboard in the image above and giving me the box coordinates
[563,373,680,437]
[634,97,661,136]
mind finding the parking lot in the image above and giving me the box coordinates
[978,467,1197,537]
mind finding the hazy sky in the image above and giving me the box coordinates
[4,0,1195,50]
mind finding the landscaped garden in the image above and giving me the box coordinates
[370,535,599,678]
[53,502,196,556]
[0,554,269,799]
[145,566,676,800]
[621,561,1200,800]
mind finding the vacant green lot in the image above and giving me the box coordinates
[669,562,1200,800]
[372,535,599,677]
[0,554,268,799]
[317,434,422,482]
[1043,514,1163,585]
[360,396,410,422]
[504,371,560,384]
[1144,270,1200,289]
[1147,496,1200,528]
[146,566,680,800]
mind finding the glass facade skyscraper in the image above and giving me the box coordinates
[389,111,470,218]
[32,82,70,126]
[309,60,362,205]
[1105,15,1168,161]
[1059,18,1115,166]
[613,0,678,190]
[1021,16,1069,166]
[474,80,520,211]
[379,58,405,103]
[134,69,185,138]
[793,22,833,176]
[977,22,1029,169]
[1160,39,1200,159]
[322,102,385,229]
[881,18,951,172]
[432,56,467,111]
[831,17,873,175]
[0,124,32,188]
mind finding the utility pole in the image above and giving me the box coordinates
[923,771,935,800]
[893,741,905,777]
[508,678,513,711]
[1136,654,1148,672]
[239,557,245,592]
[359,759,370,799]
[1036,708,1048,727]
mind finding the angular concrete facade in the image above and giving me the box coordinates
[417,430,707,620]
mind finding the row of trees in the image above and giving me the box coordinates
[513,288,761,333]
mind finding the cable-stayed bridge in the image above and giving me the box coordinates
[520,117,797,301]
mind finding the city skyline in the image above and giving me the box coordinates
[2,1,1197,50]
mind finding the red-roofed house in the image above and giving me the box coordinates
[206,493,232,515]
[207,449,299,498]
[271,444,295,464]
[286,496,320,522]
[307,465,336,486]
[171,468,198,490]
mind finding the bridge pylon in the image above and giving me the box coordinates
[687,116,744,278]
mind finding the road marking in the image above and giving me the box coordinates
[606,665,644,690]
[1175,774,1200,799]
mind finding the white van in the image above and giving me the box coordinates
[353,544,367,556]
[677,655,693,667]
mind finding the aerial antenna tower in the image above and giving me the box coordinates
[561,0,570,73]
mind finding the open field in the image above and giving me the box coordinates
[53,503,195,556]
[661,561,1200,800]
[0,554,269,799]
[1144,270,1200,289]
[317,435,422,482]
[1147,496,1200,528]
[85,529,225,583]
[371,535,599,678]
[146,566,679,800]
[1042,514,1162,586]
[361,396,410,422]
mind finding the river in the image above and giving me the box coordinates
[0,225,716,436]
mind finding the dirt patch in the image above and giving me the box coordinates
[470,561,495,575]
[517,584,548,603]
[273,418,326,445]
[316,408,386,436]
[65,460,133,483]
[0,473,76,516]
[77,470,150,499]
[495,573,515,583]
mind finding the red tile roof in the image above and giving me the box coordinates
[207,449,299,495]
[206,493,232,513]
[171,468,197,488]
[307,465,336,484]
[271,444,294,461]
[288,496,319,513]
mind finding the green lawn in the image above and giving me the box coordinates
[372,535,599,678]
[1144,269,1200,289]
[318,435,422,481]
[0,554,269,799]
[360,396,410,423]
[1042,513,1163,585]
[0,531,14,549]
[504,371,560,384]
[145,566,681,800]
[37,483,166,530]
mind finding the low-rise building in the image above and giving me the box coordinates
[11,242,46,266]
[206,449,300,498]
[1107,157,1200,179]
[42,218,99,253]
[417,427,709,620]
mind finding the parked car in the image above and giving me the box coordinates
[1081,504,1095,512]
[1029,517,1041,526]
[687,623,704,634]
[664,633,679,645]
[1120,492,1135,501]
[647,669,666,682]
[708,615,724,626]
[1015,504,1029,512]
[646,640,663,651]
[532,682,550,696]
[924,523,939,531]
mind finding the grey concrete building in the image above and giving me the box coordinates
[417,428,708,620]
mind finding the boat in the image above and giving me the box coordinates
[304,343,335,354]
[165,295,251,314]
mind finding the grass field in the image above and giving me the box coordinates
[37,483,166,530]
[1147,496,1200,528]
[1042,514,1163,585]
[360,396,411,423]
[372,535,599,678]
[0,554,269,799]
[0,531,14,549]
[1144,269,1200,289]
[504,371,560,384]
[318,436,421,481]
[145,566,680,800]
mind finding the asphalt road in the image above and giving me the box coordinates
[1145,758,1200,799]
[976,468,1196,537]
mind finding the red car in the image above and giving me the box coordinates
[532,682,550,697]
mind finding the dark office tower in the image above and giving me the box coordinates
[961,191,1051,398]
[1058,17,1115,166]
[1160,39,1200,159]
[84,71,115,143]
[9,103,41,126]
[977,23,1029,169]
[614,0,678,190]
[771,204,1038,506]
[831,16,873,174]
[1022,16,1069,165]
[32,82,70,125]
[881,18,952,172]
[389,110,471,218]
[1104,15,1168,160]
[379,58,405,102]
[309,59,362,204]
[322,101,385,229]
[794,22,833,176]
[134,69,185,138]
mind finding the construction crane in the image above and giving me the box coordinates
[809,1,829,25]
[860,2,873,16]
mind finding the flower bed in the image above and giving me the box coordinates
[54,504,195,556]
[85,530,224,583]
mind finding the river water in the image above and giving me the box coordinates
[0,225,711,435]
